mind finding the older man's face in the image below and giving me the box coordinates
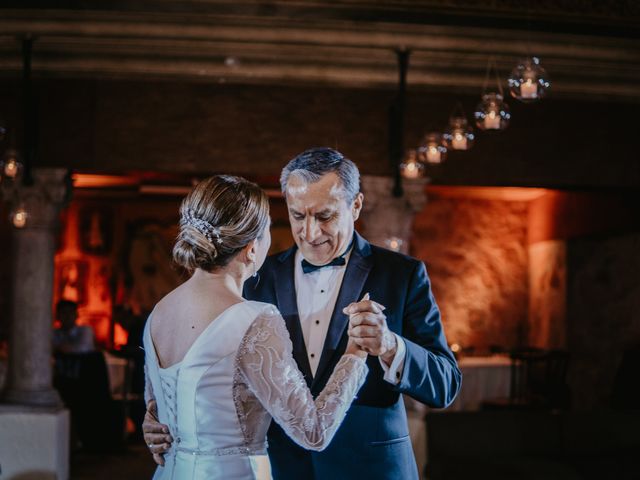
[286,172,363,266]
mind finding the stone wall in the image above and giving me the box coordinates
[411,192,530,351]
[528,240,567,349]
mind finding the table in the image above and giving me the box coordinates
[412,355,512,475]
[104,351,128,398]
[446,355,512,411]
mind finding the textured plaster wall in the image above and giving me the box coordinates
[411,193,529,351]
[528,240,567,349]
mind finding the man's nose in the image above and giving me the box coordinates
[304,217,321,242]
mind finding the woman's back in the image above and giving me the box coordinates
[145,300,276,479]
[149,277,243,370]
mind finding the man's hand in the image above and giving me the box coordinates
[344,296,397,365]
[142,400,173,466]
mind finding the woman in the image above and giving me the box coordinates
[143,175,368,479]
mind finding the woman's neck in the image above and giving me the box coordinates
[190,267,245,298]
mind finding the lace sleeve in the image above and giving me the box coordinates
[238,306,368,451]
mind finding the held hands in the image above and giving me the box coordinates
[143,400,172,466]
[344,293,397,365]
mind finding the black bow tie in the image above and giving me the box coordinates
[301,256,346,274]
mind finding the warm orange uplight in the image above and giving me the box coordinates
[114,323,129,348]
[55,203,115,347]
[72,173,139,189]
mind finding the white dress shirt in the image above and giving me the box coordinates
[294,248,405,384]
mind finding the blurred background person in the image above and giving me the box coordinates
[53,300,95,354]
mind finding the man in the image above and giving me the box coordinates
[53,300,95,354]
[144,147,461,479]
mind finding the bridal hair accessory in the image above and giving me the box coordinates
[183,209,223,245]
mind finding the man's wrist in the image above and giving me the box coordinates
[380,332,398,366]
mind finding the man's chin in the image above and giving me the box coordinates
[300,251,332,266]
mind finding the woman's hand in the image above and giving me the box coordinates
[345,335,368,358]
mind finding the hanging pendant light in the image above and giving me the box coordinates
[384,236,404,252]
[10,203,28,229]
[475,93,511,131]
[399,149,425,179]
[1,149,22,180]
[1,38,33,228]
[475,58,511,131]
[418,132,447,165]
[444,103,474,151]
[508,56,550,103]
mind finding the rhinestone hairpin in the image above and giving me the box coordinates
[183,209,222,245]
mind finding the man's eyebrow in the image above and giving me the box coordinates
[315,209,335,216]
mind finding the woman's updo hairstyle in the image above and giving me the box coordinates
[173,175,270,272]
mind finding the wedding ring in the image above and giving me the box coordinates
[148,443,154,448]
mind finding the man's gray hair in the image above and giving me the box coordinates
[280,147,360,203]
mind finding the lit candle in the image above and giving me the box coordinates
[451,132,467,150]
[484,110,501,130]
[402,161,420,179]
[425,146,441,164]
[4,158,18,178]
[12,208,27,228]
[520,78,538,99]
[385,236,404,252]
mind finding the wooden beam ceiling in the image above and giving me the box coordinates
[0,1,639,100]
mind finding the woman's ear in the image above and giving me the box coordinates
[244,239,258,264]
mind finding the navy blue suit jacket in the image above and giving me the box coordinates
[243,232,461,480]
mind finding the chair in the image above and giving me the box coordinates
[610,344,640,410]
[108,347,147,440]
[54,351,126,451]
[482,348,571,411]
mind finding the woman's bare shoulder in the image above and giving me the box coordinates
[151,282,191,324]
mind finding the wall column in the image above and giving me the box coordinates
[2,168,69,407]
[360,175,428,254]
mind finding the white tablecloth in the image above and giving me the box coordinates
[104,351,128,398]
[412,355,512,476]
[444,355,512,412]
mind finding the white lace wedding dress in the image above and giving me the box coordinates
[143,300,368,480]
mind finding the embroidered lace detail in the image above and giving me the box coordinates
[176,443,267,457]
[234,305,368,451]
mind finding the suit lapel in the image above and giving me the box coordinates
[312,233,373,388]
[274,247,314,386]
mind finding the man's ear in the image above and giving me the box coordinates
[352,192,364,221]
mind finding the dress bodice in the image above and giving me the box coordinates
[144,301,368,480]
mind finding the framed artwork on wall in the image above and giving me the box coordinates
[79,207,113,255]
[56,259,89,306]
